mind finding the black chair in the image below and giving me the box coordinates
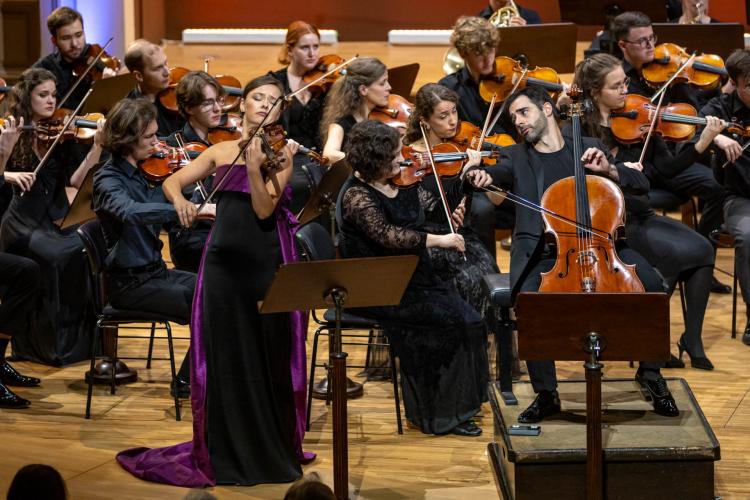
[481,273,517,405]
[710,228,740,338]
[295,221,403,434]
[77,219,183,420]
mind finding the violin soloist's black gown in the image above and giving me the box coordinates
[339,177,489,434]
[0,144,93,365]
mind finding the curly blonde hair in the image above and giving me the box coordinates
[450,16,500,57]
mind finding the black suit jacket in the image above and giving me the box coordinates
[485,135,649,295]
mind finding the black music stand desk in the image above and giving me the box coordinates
[261,255,418,500]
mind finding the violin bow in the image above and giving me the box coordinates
[285,55,358,102]
[720,138,750,169]
[57,37,114,110]
[637,89,666,165]
[419,122,466,260]
[174,133,209,200]
[24,88,93,195]
[484,68,527,141]
[650,51,696,104]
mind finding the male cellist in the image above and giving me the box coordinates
[483,86,679,421]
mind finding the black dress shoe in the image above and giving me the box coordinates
[677,337,714,370]
[518,390,561,423]
[0,362,40,387]
[663,353,685,369]
[170,378,190,398]
[710,275,731,294]
[0,381,30,408]
[635,372,679,417]
[451,420,482,437]
[743,330,750,347]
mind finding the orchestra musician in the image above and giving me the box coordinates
[92,97,196,398]
[123,39,185,137]
[484,86,679,421]
[117,75,311,486]
[478,0,541,26]
[670,0,719,24]
[33,6,117,110]
[320,57,391,163]
[693,48,750,346]
[270,21,329,214]
[612,11,730,294]
[338,119,491,437]
[0,68,102,365]
[573,53,723,369]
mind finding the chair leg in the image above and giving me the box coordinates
[498,307,517,405]
[110,326,118,395]
[146,322,156,369]
[733,249,739,339]
[306,327,323,431]
[85,320,102,419]
[165,322,181,422]
[388,341,403,434]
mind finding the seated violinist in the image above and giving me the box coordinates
[612,11,729,294]
[270,20,329,214]
[163,70,223,273]
[478,0,541,26]
[93,97,200,397]
[33,6,117,110]
[483,86,679,421]
[320,57,390,163]
[124,39,184,137]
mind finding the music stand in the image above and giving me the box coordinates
[559,0,667,25]
[297,159,351,227]
[496,23,578,73]
[60,163,99,229]
[81,74,136,115]
[652,23,744,60]
[261,255,418,500]
[515,292,669,500]
[387,63,420,98]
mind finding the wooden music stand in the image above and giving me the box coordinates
[515,292,669,500]
[387,63,419,98]
[495,23,578,73]
[81,73,136,115]
[559,0,667,25]
[652,23,745,60]
[261,255,418,500]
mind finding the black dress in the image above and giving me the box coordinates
[339,177,489,434]
[0,143,93,365]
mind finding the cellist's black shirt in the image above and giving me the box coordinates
[533,145,574,191]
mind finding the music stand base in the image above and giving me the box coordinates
[312,377,364,400]
[85,358,137,385]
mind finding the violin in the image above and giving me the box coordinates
[393,143,496,187]
[609,94,746,144]
[0,77,11,102]
[158,67,244,113]
[538,86,643,293]
[34,111,104,144]
[642,43,727,90]
[139,141,207,182]
[449,121,515,165]
[302,54,347,94]
[369,94,414,129]
[479,56,564,103]
[207,113,243,144]
[72,44,122,81]
[249,123,329,169]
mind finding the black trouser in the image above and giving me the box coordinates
[0,253,41,341]
[724,195,750,313]
[519,245,666,393]
[107,265,196,381]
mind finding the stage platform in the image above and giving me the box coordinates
[488,379,720,500]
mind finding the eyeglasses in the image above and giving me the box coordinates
[607,77,631,91]
[249,92,279,107]
[199,97,226,110]
[623,34,657,49]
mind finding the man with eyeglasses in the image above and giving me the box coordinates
[124,39,185,137]
[612,11,730,297]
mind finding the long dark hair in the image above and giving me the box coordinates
[404,83,459,144]
[7,68,57,171]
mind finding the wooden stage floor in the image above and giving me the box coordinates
[1,42,749,499]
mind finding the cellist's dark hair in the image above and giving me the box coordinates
[344,120,401,183]
[506,86,559,120]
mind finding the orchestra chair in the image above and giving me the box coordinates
[648,188,699,229]
[710,228,740,338]
[77,219,183,421]
[295,221,403,434]
[481,273,518,405]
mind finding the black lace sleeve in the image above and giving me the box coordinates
[342,185,427,250]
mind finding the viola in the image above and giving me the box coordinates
[642,43,727,90]
[207,113,243,144]
[538,86,643,293]
[139,141,208,182]
[609,94,745,144]
[369,94,414,129]
[72,43,122,81]
[479,56,564,103]
[449,121,515,165]
[158,67,244,113]
[302,54,347,94]
[35,111,104,144]
[393,143,496,187]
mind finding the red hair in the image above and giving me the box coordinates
[278,21,320,65]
